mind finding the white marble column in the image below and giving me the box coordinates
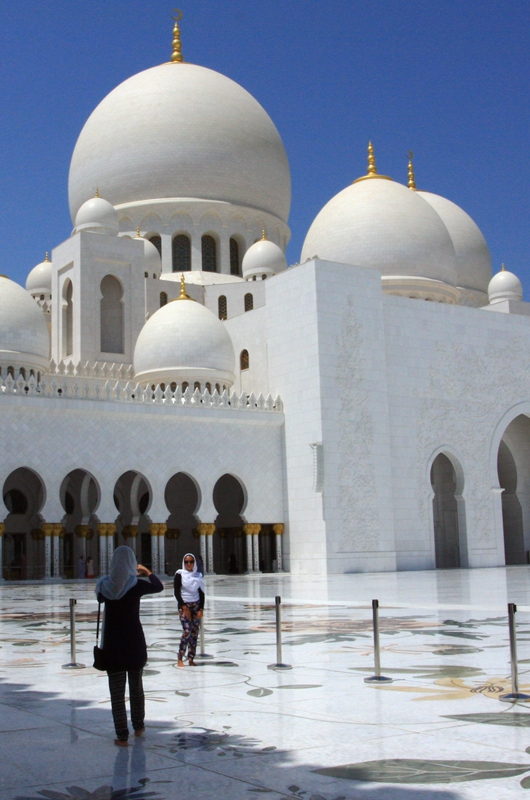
[97,524,108,575]
[253,532,261,572]
[52,525,62,578]
[207,533,215,575]
[107,525,116,570]
[149,524,160,574]
[273,524,284,572]
[44,532,52,579]
[200,534,207,572]
[244,530,253,574]
[158,525,167,576]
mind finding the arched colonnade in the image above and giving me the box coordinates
[0,469,284,580]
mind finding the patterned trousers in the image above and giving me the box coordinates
[107,669,144,740]
[178,601,201,660]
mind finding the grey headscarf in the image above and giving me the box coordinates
[95,545,138,600]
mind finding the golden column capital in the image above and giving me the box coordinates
[122,525,139,539]
[197,523,215,536]
[158,523,168,536]
[243,523,261,536]
[272,523,284,536]
[75,524,91,539]
[0,523,5,536]
[42,523,54,537]
[107,524,116,536]
[148,523,160,536]
[97,523,109,537]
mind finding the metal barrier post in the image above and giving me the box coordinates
[500,603,530,702]
[364,599,392,684]
[268,595,292,671]
[195,615,214,660]
[62,598,85,669]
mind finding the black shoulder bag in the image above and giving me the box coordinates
[93,602,106,671]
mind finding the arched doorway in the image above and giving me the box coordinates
[3,468,45,579]
[60,469,100,578]
[164,472,200,574]
[431,453,464,569]
[497,415,530,564]
[114,471,151,563]
[213,474,246,574]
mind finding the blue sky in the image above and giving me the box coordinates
[2,0,530,292]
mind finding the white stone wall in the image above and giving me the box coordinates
[224,306,269,397]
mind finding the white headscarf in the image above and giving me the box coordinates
[176,553,205,603]
[95,545,138,600]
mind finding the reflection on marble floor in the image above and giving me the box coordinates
[2,567,530,798]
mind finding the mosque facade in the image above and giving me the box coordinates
[1,19,530,581]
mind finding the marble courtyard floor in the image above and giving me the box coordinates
[3,569,530,799]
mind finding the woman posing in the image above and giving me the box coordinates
[96,545,163,746]
[173,553,205,667]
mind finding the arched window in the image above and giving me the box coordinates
[62,279,73,358]
[202,235,217,272]
[160,292,168,307]
[230,238,240,276]
[100,275,124,354]
[240,349,249,370]
[218,295,227,320]
[172,234,191,272]
[244,293,254,312]
[147,234,162,257]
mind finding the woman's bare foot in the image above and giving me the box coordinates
[114,739,128,747]
[177,659,185,667]
[134,727,145,737]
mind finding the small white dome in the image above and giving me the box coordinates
[26,255,52,295]
[69,63,291,224]
[301,178,457,288]
[488,267,523,304]
[75,196,119,235]
[134,287,235,387]
[418,191,491,293]
[0,276,50,371]
[242,237,287,280]
[134,233,161,274]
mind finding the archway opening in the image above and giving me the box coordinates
[497,414,530,564]
[431,453,461,568]
[164,472,200,574]
[213,474,246,574]
[114,471,151,564]
[60,469,100,578]
[3,468,45,580]
[100,275,124,354]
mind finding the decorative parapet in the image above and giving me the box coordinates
[0,365,283,414]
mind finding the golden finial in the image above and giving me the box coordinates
[170,9,184,63]
[261,229,267,240]
[45,252,50,262]
[172,273,192,301]
[135,227,141,238]
[501,263,506,271]
[353,141,393,183]
[407,151,416,190]
[95,187,100,198]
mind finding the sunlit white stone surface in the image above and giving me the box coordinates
[2,567,530,799]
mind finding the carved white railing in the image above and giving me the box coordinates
[0,369,283,414]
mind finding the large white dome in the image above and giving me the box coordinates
[301,178,457,288]
[0,276,50,371]
[134,289,235,387]
[69,63,291,224]
[418,191,491,293]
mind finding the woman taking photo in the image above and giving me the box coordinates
[96,545,163,746]
[173,553,205,666]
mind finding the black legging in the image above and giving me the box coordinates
[107,669,144,740]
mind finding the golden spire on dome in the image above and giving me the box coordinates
[407,151,416,190]
[501,263,506,271]
[261,229,267,240]
[95,187,100,198]
[353,141,393,183]
[172,273,192,301]
[135,227,142,238]
[170,9,184,63]
[45,252,50,262]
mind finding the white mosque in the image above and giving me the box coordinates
[1,16,529,581]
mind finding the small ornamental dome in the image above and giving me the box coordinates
[488,265,523,304]
[0,275,50,372]
[134,277,235,387]
[134,229,161,275]
[26,253,52,296]
[301,145,457,294]
[242,233,287,280]
[74,194,119,235]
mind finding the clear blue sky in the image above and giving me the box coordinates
[2,1,530,292]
